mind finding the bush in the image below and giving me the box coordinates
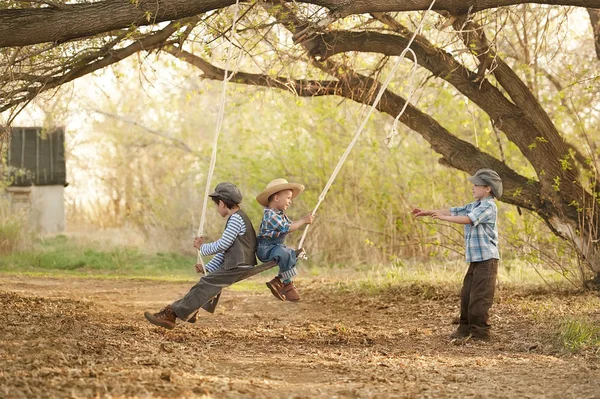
[0,191,31,254]
[558,318,600,353]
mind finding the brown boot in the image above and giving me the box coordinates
[281,281,301,302]
[144,305,177,329]
[186,311,198,324]
[469,326,491,341]
[450,324,470,339]
[266,276,285,301]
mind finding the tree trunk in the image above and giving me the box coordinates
[589,8,600,61]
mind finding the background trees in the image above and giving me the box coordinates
[1,1,599,284]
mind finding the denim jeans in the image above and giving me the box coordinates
[257,234,298,281]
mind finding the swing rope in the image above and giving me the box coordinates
[297,0,437,252]
[196,0,242,270]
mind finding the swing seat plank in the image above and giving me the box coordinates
[195,261,279,315]
[235,261,278,282]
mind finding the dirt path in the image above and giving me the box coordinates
[1,274,599,398]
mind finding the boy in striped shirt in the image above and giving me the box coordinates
[256,178,314,302]
[144,182,257,329]
[412,169,502,341]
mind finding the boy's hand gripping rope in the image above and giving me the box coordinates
[297,0,437,257]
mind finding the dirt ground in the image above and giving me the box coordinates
[1,274,600,398]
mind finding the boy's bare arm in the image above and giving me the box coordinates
[289,213,314,232]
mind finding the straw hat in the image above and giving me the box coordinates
[256,178,305,207]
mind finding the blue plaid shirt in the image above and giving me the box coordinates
[258,208,291,239]
[450,196,499,263]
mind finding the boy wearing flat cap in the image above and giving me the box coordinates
[256,178,314,302]
[144,182,257,329]
[412,168,502,341]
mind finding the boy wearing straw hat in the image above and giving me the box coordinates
[412,169,502,341]
[256,178,314,302]
[144,182,257,329]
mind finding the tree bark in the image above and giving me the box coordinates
[589,8,600,60]
[304,30,575,200]
[2,0,600,48]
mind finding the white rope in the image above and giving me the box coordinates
[196,0,242,269]
[385,48,417,147]
[297,0,437,251]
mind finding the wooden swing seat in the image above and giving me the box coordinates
[235,260,278,281]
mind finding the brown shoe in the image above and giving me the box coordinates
[450,325,470,339]
[281,281,301,302]
[144,305,177,329]
[187,311,198,324]
[469,327,491,341]
[266,276,285,301]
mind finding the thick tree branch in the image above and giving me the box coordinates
[0,0,236,48]
[2,0,600,48]
[303,29,566,187]
[449,16,583,205]
[589,8,600,61]
[165,46,341,96]
[451,18,569,153]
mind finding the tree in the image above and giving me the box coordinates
[1,1,600,281]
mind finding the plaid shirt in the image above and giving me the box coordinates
[258,207,291,239]
[450,196,499,263]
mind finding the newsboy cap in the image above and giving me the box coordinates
[468,168,503,199]
[209,182,243,203]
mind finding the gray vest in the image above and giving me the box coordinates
[222,209,258,270]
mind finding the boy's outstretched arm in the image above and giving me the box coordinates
[431,212,472,225]
[412,208,451,217]
[290,213,314,232]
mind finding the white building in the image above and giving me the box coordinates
[5,127,67,234]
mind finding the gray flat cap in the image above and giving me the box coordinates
[209,182,243,203]
[468,168,503,199]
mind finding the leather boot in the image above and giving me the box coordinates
[186,311,198,323]
[450,324,470,339]
[281,281,301,302]
[144,305,177,329]
[266,276,285,301]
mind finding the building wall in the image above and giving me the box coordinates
[7,185,65,234]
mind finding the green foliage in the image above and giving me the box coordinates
[0,185,31,254]
[558,318,600,353]
[43,3,597,287]
[60,59,587,284]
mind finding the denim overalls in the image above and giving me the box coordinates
[257,233,298,281]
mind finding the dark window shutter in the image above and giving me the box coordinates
[7,127,67,186]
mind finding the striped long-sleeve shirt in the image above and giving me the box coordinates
[200,212,247,273]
